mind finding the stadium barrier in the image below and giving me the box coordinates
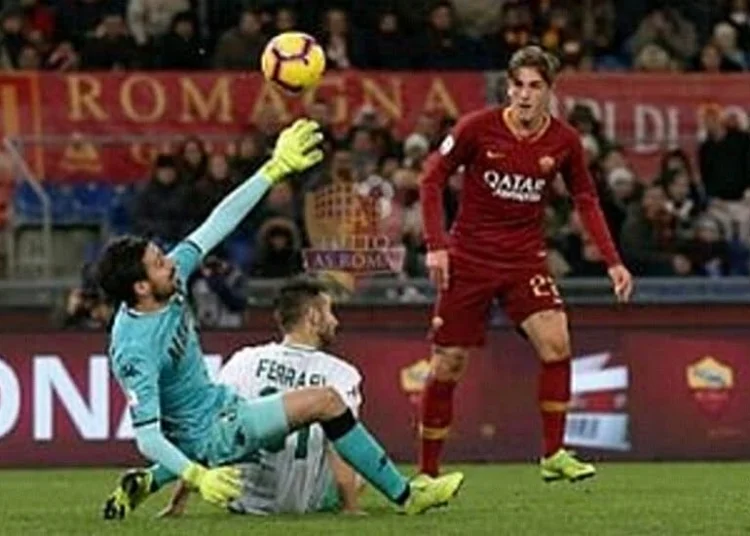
[0,321,748,467]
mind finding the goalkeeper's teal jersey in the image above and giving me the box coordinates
[109,241,233,458]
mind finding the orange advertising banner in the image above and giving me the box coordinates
[1,72,749,183]
[19,71,486,182]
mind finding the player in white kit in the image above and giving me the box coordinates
[160,277,364,516]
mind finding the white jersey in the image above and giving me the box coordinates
[217,341,362,514]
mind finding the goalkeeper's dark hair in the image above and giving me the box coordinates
[508,45,560,86]
[95,235,150,307]
[273,276,330,332]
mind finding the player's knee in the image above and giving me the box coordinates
[537,333,571,363]
[315,386,346,419]
[432,346,470,380]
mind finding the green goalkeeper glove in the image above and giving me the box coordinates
[259,118,325,184]
[102,468,154,520]
[181,463,243,508]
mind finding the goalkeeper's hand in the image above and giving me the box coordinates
[103,468,154,520]
[181,463,242,509]
[259,118,324,183]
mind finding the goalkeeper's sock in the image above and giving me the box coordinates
[419,376,456,477]
[321,409,410,505]
[539,359,571,457]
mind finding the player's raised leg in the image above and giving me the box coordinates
[281,386,464,514]
[520,308,595,482]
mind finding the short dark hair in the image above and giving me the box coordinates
[273,277,329,332]
[96,235,150,306]
[508,46,560,86]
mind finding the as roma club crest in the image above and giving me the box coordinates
[686,356,734,416]
[303,175,405,276]
[539,155,555,174]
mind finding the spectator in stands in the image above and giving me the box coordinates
[361,11,412,70]
[628,6,697,69]
[275,6,298,33]
[393,166,426,279]
[483,1,533,69]
[157,11,205,69]
[726,0,750,51]
[0,7,26,69]
[250,216,303,279]
[213,8,266,70]
[189,255,249,328]
[695,41,740,72]
[600,165,639,247]
[583,0,618,66]
[188,153,237,228]
[131,153,188,246]
[177,136,207,183]
[414,1,482,70]
[18,0,55,46]
[17,43,40,69]
[662,169,700,241]
[555,209,609,278]
[231,130,266,179]
[712,22,747,70]
[79,12,139,70]
[57,0,109,50]
[679,215,733,277]
[699,105,750,245]
[319,7,357,70]
[349,126,380,179]
[620,185,690,276]
[633,42,675,72]
[127,0,190,51]
[658,148,706,208]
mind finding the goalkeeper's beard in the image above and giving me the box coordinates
[152,280,178,303]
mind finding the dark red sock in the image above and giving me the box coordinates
[419,376,456,477]
[539,359,571,457]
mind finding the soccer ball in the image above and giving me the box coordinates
[261,32,326,94]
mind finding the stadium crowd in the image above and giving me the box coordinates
[1,0,748,325]
[1,0,750,73]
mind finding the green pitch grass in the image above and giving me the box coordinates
[1,463,749,535]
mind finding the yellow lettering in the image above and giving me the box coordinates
[180,77,232,123]
[361,77,402,121]
[1,87,19,135]
[67,75,108,121]
[250,83,291,125]
[422,78,459,118]
[121,75,166,123]
[303,75,347,125]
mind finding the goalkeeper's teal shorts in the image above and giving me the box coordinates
[200,393,289,466]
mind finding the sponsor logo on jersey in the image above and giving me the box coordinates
[486,149,505,159]
[482,170,546,202]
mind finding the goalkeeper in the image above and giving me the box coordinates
[97,119,463,520]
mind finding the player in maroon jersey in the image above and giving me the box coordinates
[417,46,633,481]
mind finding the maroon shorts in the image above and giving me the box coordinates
[429,265,565,348]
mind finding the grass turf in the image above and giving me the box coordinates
[1,463,749,535]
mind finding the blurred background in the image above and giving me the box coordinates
[0,0,749,466]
